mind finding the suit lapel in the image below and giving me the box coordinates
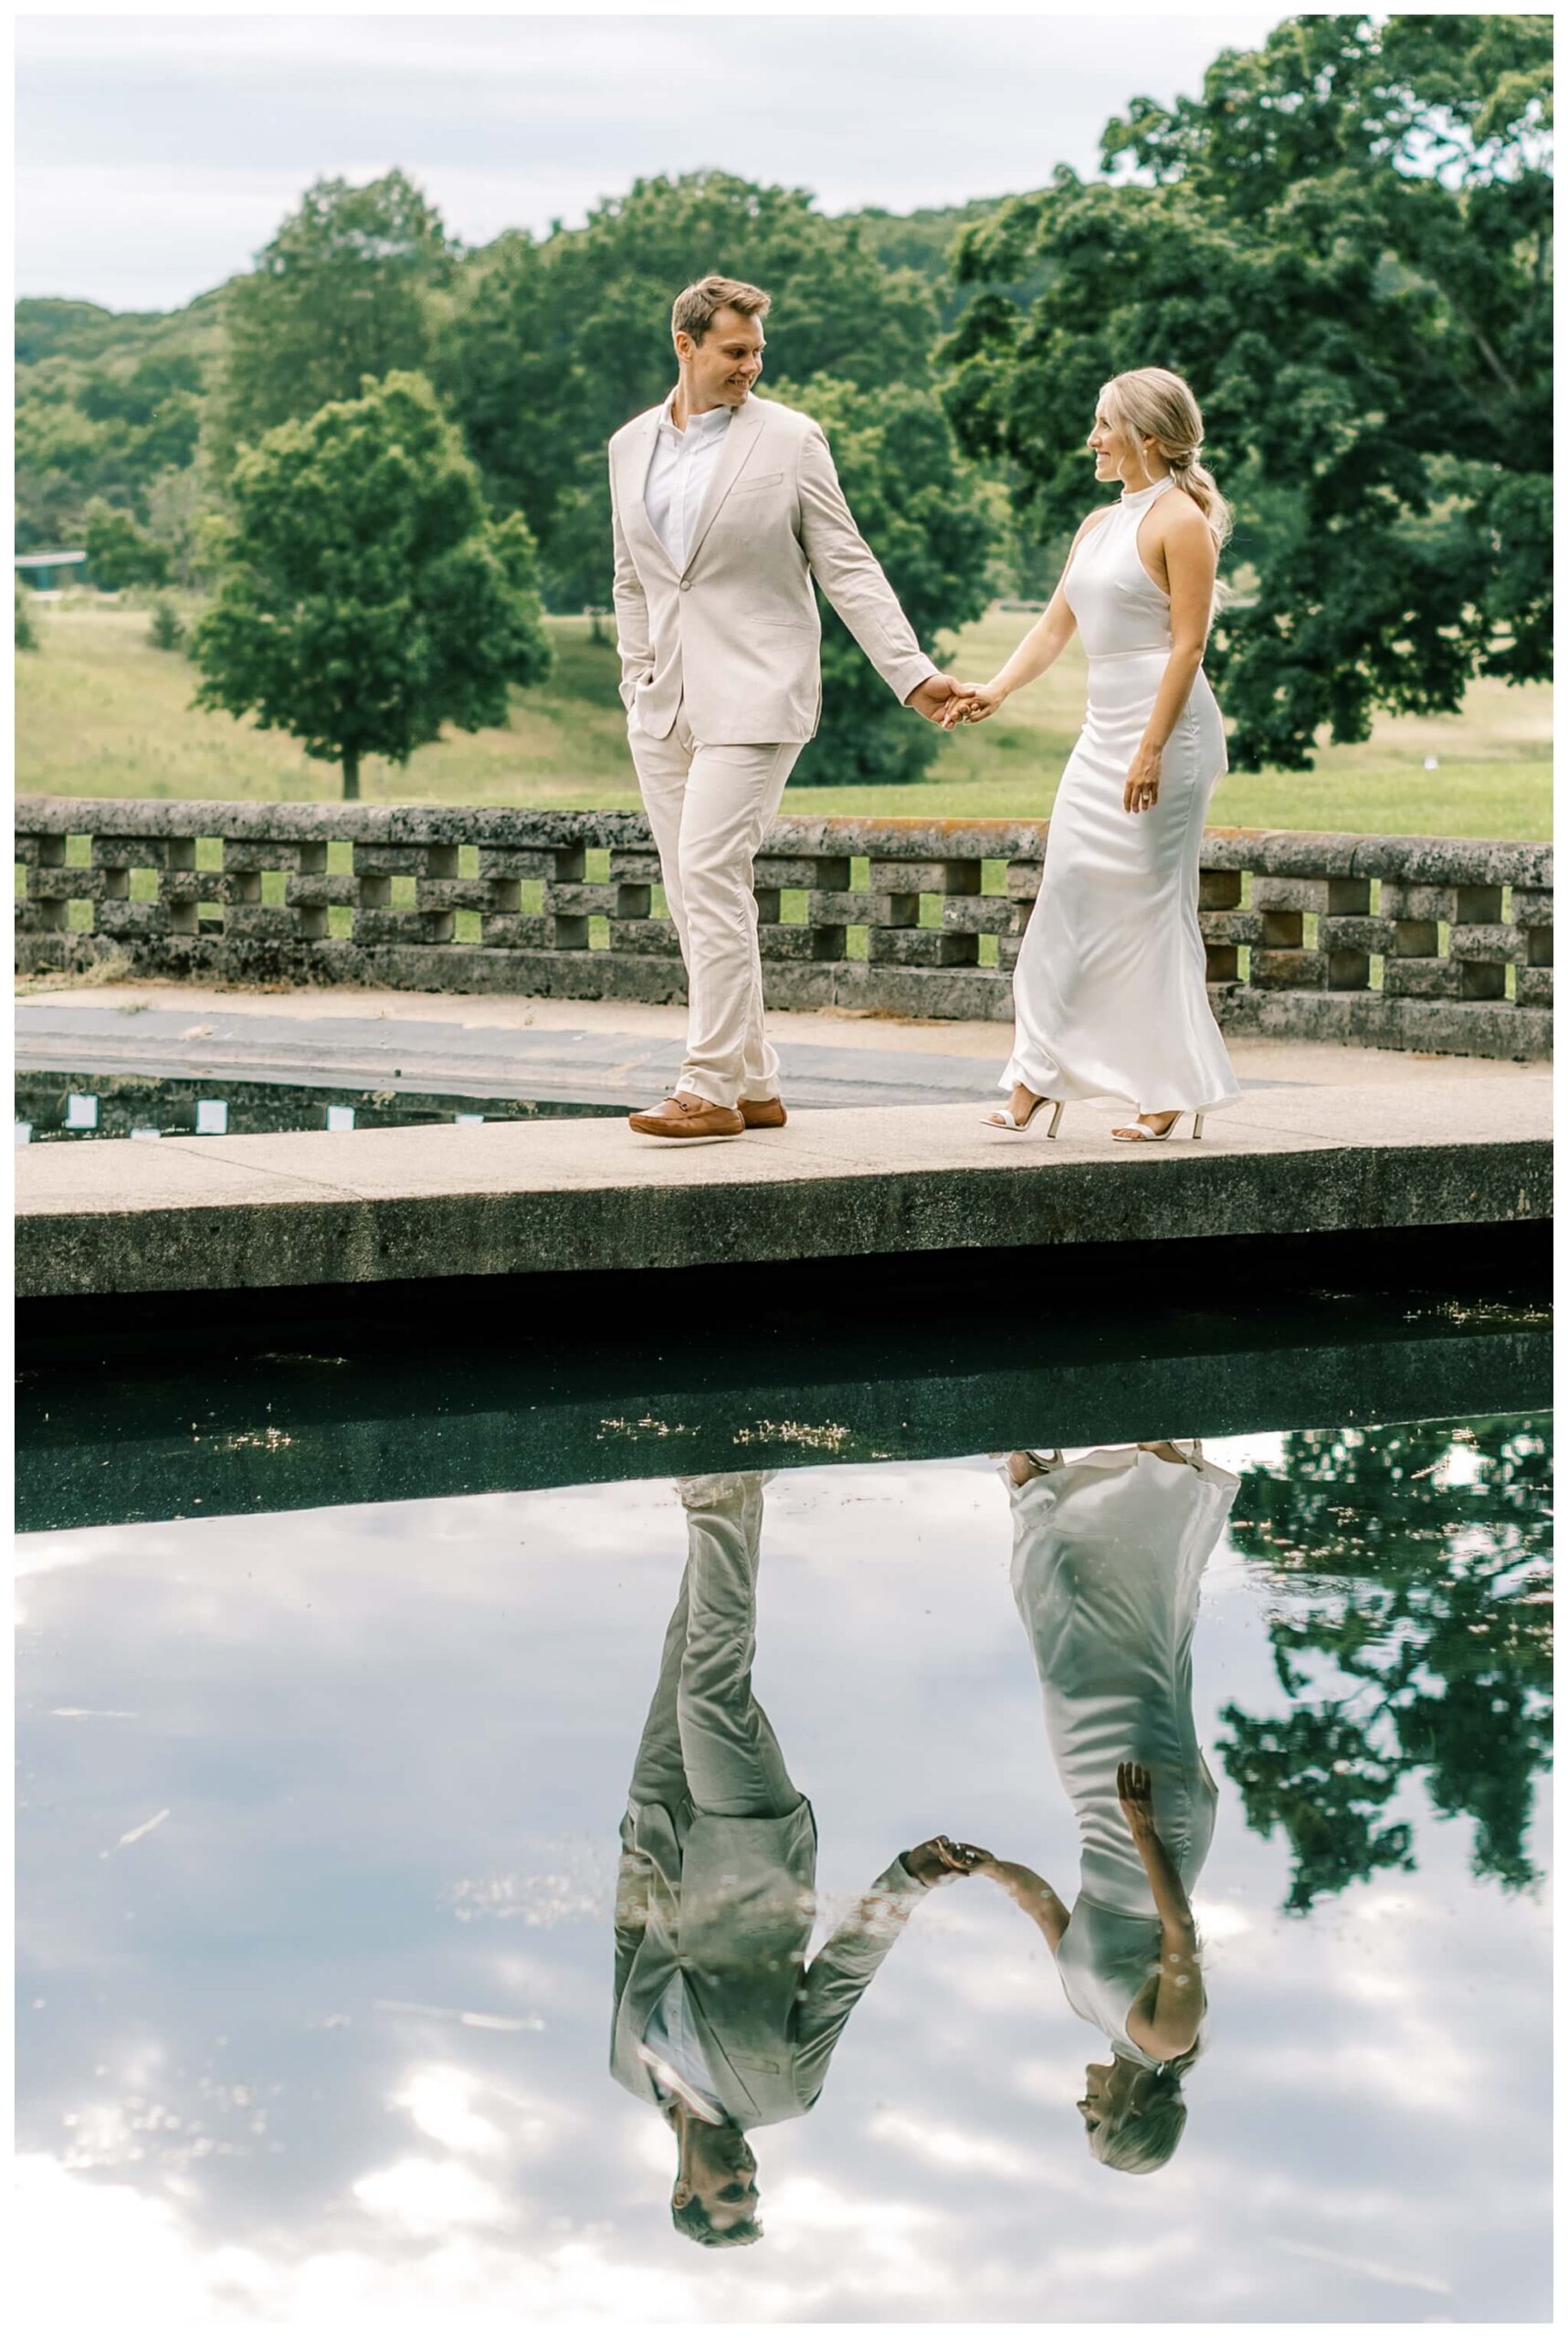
[680,397,765,576]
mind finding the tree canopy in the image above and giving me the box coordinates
[942,13,1553,768]
[1215,1416,1552,1913]
[191,372,551,798]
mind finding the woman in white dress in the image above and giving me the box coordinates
[946,369,1240,1141]
[976,1440,1238,2173]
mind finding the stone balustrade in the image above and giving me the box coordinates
[15,798,1552,1058]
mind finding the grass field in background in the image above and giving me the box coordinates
[15,601,1552,839]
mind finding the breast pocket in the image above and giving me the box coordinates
[733,472,786,495]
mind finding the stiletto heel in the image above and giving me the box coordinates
[986,1094,1065,1135]
[1111,1109,1205,1143]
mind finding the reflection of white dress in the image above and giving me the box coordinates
[1003,476,1241,1115]
[1009,1446,1238,2066]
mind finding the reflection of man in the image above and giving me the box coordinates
[611,1470,980,2246]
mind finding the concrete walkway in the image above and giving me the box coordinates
[15,978,1552,1112]
[16,1073,1551,1305]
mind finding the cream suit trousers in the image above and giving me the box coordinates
[628,703,802,1107]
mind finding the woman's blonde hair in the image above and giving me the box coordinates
[1100,368,1231,552]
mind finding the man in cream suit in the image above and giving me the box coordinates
[611,274,973,1139]
[613,1470,983,2246]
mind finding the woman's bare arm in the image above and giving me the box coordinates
[973,1857,1072,1954]
[1122,500,1218,811]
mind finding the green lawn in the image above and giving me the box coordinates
[15,599,1552,838]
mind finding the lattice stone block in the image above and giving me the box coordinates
[1510,888,1552,929]
[1390,920,1440,957]
[1380,880,1503,924]
[759,924,844,962]
[940,895,1014,935]
[479,847,568,880]
[89,836,195,871]
[353,843,460,878]
[997,935,1025,974]
[283,874,359,907]
[1318,915,1398,955]
[612,884,654,921]
[868,858,981,896]
[543,881,623,918]
[94,900,175,939]
[1204,944,1240,983]
[1448,922,1529,965]
[412,878,513,912]
[608,849,665,885]
[162,869,257,905]
[868,927,979,967]
[754,854,851,890]
[479,913,556,949]
[1250,948,1327,991]
[224,904,300,942]
[353,909,456,945]
[609,919,683,957]
[28,867,125,901]
[14,833,66,867]
[1005,858,1044,902]
[1197,869,1242,910]
[1526,926,1553,967]
[1200,911,1266,946]
[1381,959,1482,1000]
[807,890,917,927]
[224,840,327,875]
[1251,875,1372,915]
[1517,968,1554,1007]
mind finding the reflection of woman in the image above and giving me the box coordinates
[977,1441,1237,2172]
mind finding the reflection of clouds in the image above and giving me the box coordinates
[15,1448,1552,2322]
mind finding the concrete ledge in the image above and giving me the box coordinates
[14,1080,1552,1299]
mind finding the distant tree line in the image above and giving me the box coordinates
[14,12,1551,791]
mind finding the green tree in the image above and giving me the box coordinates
[192,372,552,799]
[437,171,939,597]
[210,172,455,470]
[768,376,997,785]
[16,581,39,651]
[1215,1417,1552,1913]
[83,496,172,590]
[942,14,1552,769]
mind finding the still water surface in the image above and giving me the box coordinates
[15,1414,1552,2326]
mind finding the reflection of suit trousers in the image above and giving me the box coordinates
[626,711,802,1110]
[629,1470,800,1822]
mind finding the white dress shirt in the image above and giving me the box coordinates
[642,390,732,569]
[638,1969,726,2122]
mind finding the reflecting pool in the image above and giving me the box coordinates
[14,1412,1552,2325]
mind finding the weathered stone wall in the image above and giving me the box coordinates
[16,798,1553,1059]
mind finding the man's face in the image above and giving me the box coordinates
[676,306,765,410]
[674,2118,759,2233]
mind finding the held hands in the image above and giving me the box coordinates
[939,679,1006,732]
[1123,746,1163,815]
[1117,1761,1159,1841]
[905,673,977,726]
[903,1834,994,1886]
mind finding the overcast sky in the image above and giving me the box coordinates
[16,8,1285,313]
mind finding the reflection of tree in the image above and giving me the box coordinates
[1216,1419,1552,1914]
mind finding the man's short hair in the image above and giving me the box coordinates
[671,2196,763,2248]
[671,275,772,346]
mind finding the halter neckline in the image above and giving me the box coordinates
[1118,476,1176,511]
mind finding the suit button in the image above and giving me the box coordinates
[679,579,691,591]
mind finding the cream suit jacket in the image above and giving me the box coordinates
[610,1792,928,2130]
[608,392,938,744]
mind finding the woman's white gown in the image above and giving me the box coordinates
[1004,477,1241,1115]
[1008,1446,1238,2066]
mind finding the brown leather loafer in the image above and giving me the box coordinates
[627,1094,745,1139]
[739,1097,787,1130]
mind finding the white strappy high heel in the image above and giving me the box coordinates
[1111,1110,1205,1143]
[985,1096,1065,1135]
